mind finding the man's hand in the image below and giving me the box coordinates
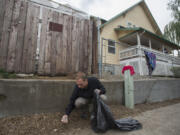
[94,89,101,94]
[61,114,68,124]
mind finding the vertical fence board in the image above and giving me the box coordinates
[78,20,84,72]
[75,18,81,73]
[66,15,73,73]
[57,13,63,74]
[84,20,88,72]
[75,19,80,73]
[65,15,69,73]
[88,20,93,74]
[44,10,53,74]
[38,8,49,75]
[81,20,86,72]
[15,1,28,72]
[92,20,98,74]
[0,0,14,69]
[22,3,40,73]
[22,3,31,73]
[7,0,22,72]
[69,16,73,73]
[0,0,6,47]
[84,20,89,73]
[71,17,77,73]
[29,4,40,73]
[50,11,59,76]
[61,14,68,73]
[82,20,86,72]
[55,13,64,74]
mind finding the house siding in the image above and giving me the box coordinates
[101,5,157,65]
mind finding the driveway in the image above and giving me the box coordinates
[73,103,180,135]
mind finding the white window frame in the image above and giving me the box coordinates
[108,40,116,54]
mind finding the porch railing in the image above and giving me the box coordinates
[119,45,180,65]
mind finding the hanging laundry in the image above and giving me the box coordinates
[144,51,156,76]
[122,65,135,76]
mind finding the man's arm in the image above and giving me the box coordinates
[65,85,79,115]
[61,86,78,124]
[96,78,106,95]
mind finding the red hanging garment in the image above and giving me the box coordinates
[122,65,135,76]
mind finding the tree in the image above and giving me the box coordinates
[164,21,180,45]
[168,0,180,21]
[164,0,180,46]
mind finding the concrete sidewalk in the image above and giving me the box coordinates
[73,103,180,135]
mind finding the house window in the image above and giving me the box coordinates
[108,40,115,54]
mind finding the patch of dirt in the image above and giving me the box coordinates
[0,98,180,135]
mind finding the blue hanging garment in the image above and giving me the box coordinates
[144,51,156,76]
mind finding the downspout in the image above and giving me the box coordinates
[97,18,102,78]
[36,6,43,74]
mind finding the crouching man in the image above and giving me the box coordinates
[61,72,107,124]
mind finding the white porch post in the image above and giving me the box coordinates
[137,33,141,46]
[149,40,152,49]
[137,33,143,76]
[162,45,165,53]
[173,50,175,56]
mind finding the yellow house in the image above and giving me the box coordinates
[98,0,180,76]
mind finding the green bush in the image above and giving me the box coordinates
[0,69,6,73]
[171,67,180,78]
[0,69,17,79]
[2,72,9,79]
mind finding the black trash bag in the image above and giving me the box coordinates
[91,92,142,133]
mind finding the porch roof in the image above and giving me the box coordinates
[114,27,180,49]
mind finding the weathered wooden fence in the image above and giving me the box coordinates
[0,0,98,75]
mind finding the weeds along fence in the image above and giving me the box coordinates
[0,0,98,76]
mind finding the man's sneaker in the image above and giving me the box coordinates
[81,113,88,119]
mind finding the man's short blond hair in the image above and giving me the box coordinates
[75,72,87,81]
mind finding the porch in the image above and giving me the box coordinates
[101,27,180,77]
[119,45,180,76]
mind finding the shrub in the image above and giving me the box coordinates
[171,67,180,78]
[0,69,17,79]
[0,69,6,73]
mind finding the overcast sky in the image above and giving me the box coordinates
[53,0,173,33]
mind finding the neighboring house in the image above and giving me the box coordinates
[99,0,180,76]
[28,0,89,19]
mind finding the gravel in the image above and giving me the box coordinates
[0,98,180,135]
